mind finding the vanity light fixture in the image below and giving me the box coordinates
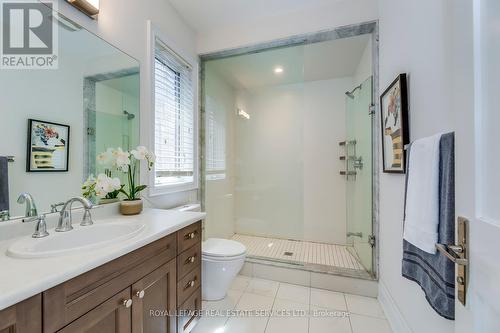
[237,109,250,120]
[274,66,284,74]
[66,0,100,19]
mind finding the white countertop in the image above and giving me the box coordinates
[0,208,206,310]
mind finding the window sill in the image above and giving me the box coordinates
[148,183,198,197]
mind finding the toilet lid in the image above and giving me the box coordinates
[202,238,246,257]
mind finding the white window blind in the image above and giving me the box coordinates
[154,38,195,187]
[206,96,226,178]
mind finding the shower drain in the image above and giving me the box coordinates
[283,251,294,256]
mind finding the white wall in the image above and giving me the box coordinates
[302,78,351,244]
[378,0,473,332]
[197,0,378,54]
[55,0,199,208]
[232,78,351,244]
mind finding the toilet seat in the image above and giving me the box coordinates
[202,238,246,259]
[201,238,246,301]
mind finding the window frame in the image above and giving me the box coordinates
[147,22,199,196]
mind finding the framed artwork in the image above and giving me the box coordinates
[380,73,409,173]
[27,119,70,172]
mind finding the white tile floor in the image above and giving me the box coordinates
[192,275,392,333]
[232,234,366,272]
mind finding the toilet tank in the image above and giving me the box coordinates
[172,203,201,212]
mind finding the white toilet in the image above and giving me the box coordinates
[202,238,246,301]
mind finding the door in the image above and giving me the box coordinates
[454,0,500,331]
[345,76,374,274]
[57,288,131,333]
[131,260,177,333]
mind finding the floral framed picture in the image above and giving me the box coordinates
[380,73,409,173]
[27,119,70,172]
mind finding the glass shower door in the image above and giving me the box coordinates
[345,77,373,274]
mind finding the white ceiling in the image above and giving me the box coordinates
[206,34,370,90]
[168,0,339,32]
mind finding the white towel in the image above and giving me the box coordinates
[403,133,442,254]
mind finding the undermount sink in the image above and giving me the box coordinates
[7,222,145,259]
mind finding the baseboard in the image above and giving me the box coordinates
[378,279,412,333]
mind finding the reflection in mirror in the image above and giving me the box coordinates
[0,8,139,221]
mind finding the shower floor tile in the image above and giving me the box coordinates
[232,234,368,276]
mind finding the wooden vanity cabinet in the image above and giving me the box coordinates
[0,295,42,333]
[38,220,202,333]
[176,222,202,333]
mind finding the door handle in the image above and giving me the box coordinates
[436,243,468,265]
[436,216,469,306]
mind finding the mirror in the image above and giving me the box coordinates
[0,6,140,220]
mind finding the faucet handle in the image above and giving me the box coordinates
[50,202,65,213]
[81,208,94,226]
[25,214,49,238]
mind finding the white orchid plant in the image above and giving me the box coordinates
[83,146,155,201]
[82,171,122,200]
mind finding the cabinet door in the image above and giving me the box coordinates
[57,288,131,333]
[0,295,41,333]
[131,259,177,333]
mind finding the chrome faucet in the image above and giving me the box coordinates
[17,193,38,217]
[56,197,93,232]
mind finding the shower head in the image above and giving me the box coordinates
[123,110,135,120]
[345,84,362,99]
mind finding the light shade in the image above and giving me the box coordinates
[66,0,100,18]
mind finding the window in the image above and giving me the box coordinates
[153,38,196,190]
[206,96,226,180]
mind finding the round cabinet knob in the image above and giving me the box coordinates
[190,232,195,239]
[136,290,145,299]
[190,256,196,263]
[190,280,195,287]
[122,299,133,308]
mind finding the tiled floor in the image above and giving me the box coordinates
[192,275,392,333]
[232,234,367,276]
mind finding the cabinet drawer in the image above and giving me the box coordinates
[177,242,201,281]
[177,267,201,306]
[44,233,176,332]
[57,288,131,333]
[177,287,201,333]
[177,222,201,254]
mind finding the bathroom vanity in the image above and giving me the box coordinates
[0,209,204,333]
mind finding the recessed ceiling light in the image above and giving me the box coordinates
[274,67,284,74]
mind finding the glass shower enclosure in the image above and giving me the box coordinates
[345,76,373,274]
